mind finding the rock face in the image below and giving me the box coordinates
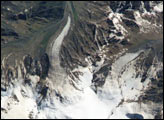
[60,1,163,72]
[40,53,50,79]
[1,53,50,92]
[92,64,111,88]
[24,54,33,74]
[23,53,50,79]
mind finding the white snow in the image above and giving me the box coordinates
[133,8,163,33]
[24,9,28,12]
[153,2,163,12]
[1,50,157,119]
[109,102,154,119]
[59,87,110,119]
[1,79,38,119]
[7,8,11,11]
[112,52,142,74]
[109,33,124,40]
[113,17,119,24]
[72,66,93,90]
[108,12,127,36]
[94,51,154,119]
[51,50,153,119]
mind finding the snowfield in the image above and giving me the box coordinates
[1,50,158,119]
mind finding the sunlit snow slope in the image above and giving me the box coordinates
[1,49,162,119]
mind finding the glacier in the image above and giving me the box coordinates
[1,49,160,119]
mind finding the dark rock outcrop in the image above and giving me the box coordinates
[40,86,49,98]
[122,18,140,32]
[23,53,50,79]
[92,64,111,87]
[24,54,33,73]
[40,53,50,79]
[1,28,19,37]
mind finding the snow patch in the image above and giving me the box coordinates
[108,12,127,36]
[153,2,163,12]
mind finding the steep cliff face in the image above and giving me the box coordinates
[1,53,50,92]
[1,1,163,119]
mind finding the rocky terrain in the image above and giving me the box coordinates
[1,1,163,119]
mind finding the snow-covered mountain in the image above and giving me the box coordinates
[1,1,163,119]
